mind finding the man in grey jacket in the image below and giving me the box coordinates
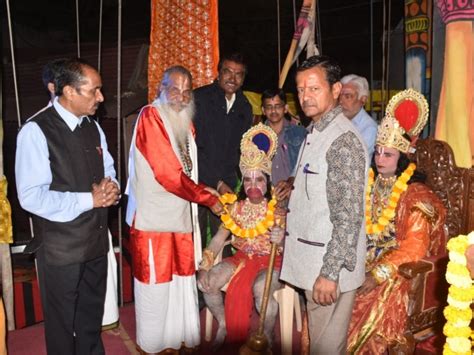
[280,55,368,354]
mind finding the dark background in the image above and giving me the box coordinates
[1,0,406,245]
[0,0,405,96]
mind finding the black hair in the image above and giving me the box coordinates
[297,55,342,87]
[371,149,426,184]
[217,52,247,74]
[53,57,96,97]
[261,88,286,104]
[41,58,67,88]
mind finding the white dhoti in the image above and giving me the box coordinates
[134,240,200,353]
[102,230,119,327]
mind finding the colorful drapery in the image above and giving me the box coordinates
[435,1,474,167]
[148,0,219,102]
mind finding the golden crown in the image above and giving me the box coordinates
[239,123,278,176]
[376,89,429,153]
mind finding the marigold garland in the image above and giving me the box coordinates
[218,193,276,239]
[0,176,13,244]
[365,163,416,235]
[443,232,474,355]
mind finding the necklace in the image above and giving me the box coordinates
[234,198,267,228]
[365,163,416,235]
[179,139,192,177]
[219,193,277,239]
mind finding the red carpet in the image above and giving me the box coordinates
[7,302,442,354]
[8,305,135,355]
[8,303,302,354]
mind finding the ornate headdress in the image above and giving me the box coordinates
[239,123,278,176]
[376,88,429,153]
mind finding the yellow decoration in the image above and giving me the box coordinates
[365,163,416,235]
[443,232,474,355]
[0,175,13,244]
[219,193,276,239]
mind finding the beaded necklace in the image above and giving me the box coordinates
[179,138,192,177]
[219,193,277,239]
[365,163,416,235]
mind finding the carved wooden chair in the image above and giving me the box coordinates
[389,138,474,354]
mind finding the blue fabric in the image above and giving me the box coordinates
[283,123,307,174]
[252,133,271,154]
[351,108,378,158]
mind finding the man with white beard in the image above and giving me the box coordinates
[126,65,224,354]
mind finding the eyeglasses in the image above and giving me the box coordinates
[263,104,285,111]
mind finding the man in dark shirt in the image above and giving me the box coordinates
[194,53,253,249]
[261,88,307,185]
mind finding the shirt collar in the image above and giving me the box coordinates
[351,108,365,125]
[53,97,90,131]
[308,105,343,133]
[225,93,236,113]
[265,118,289,135]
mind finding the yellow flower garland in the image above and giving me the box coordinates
[0,176,13,244]
[218,193,276,239]
[365,163,416,235]
[443,232,474,355]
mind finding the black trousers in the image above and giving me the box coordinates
[36,247,107,355]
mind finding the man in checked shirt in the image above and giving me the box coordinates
[280,55,369,354]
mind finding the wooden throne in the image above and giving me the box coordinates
[389,138,474,354]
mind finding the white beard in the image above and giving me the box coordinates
[152,95,195,148]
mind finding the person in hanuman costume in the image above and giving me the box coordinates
[198,123,286,349]
[347,89,447,354]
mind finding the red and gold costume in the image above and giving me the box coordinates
[347,182,446,353]
[347,89,447,353]
[201,123,284,344]
[223,199,285,343]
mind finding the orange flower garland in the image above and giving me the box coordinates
[365,163,416,235]
[218,193,276,239]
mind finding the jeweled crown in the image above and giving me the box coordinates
[239,123,278,176]
[376,88,429,153]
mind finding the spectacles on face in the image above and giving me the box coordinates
[263,104,285,111]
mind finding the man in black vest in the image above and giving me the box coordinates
[15,58,120,354]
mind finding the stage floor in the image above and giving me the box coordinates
[8,303,302,355]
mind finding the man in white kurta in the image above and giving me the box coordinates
[126,66,223,353]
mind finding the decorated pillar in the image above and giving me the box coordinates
[405,0,433,99]
[435,0,474,168]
